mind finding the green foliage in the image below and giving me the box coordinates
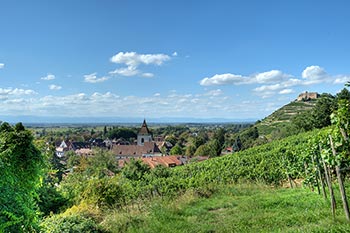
[194,144,211,156]
[312,94,335,128]
[106,128,137,141]
[122,158,150,181]
[336,88,350,102]
[233,126,259,150]
[40,213,101,233]
[185,144,196,156]
[170,144,183,155]
[0,122,45,232]
[82,176,129,208]
[192,135,207,149]
[37,184,67,216]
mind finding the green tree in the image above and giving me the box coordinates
[194,144,211,156]
[311,94,335,128]
[185,144,196,156]
[213,128,225,148]
[170,144,183,155]
[336,88,350,102]
[207,139,222,157]
[122,158,150,181]
[107,128,137,141]
[0,122,45,232]
[292,112,314,132]
[193,135,206,149]
[103,125,108,136]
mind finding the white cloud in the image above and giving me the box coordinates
[200,73,248,86]
[279,89,294,94]
[41,74,55,81]
[0,88,36,96]
[84,73,109,83]
[0,63,4,69]
[0,88,286,120]
[172,52,178,56]
[302,65,327,81]
[110,52,170,67]
[109,67,139,77]
[49,84,62,90]
[334,75,350,84]
[254,84,283,92]
[254,70,292,83]
[109,51,171,77]
[141,73,154,78]
[206,89,223,96]
[202,66,350,98]
[200,70,292,86]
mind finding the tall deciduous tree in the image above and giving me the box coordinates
[0,122,45,232]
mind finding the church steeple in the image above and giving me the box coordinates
[137,119,152,146]
[139,119,150,135]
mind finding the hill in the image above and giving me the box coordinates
[256,98,317,136]
[229,93,320,150]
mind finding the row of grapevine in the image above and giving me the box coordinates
[303,100,350,220]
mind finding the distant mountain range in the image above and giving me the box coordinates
[0,115,257,125]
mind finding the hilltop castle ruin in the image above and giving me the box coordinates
[297,91,319,101]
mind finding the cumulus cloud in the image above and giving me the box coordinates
[202,65,350,98]
[334,75,350,84]
[279,89,294,94]
[172,52,178,56]
[41,74,55,80]
[109,51,171,77]
[200,73,248,86]
[110,52,170,67]
[0,87,286,120]
[200,70,292,86]
[109,67,139,76]
[205,89,223,96]
[49,84,62,90]
[141,73,154,78]
[0,88,36,96]
[84,73,109,83]
[254,70,292,83]
[0,63,4,69]
[302,65,327,81]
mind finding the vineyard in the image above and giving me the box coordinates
[3,98,350,231]
[43,97,350,231]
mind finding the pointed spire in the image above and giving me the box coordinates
[139,119,150,135]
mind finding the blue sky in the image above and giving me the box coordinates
[1,0,350,121]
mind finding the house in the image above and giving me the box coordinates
[75,148,94,157]
[118,155,183,169]
[112,141,162,158]
[55,140,70,158]
[141,156,182,168]
[156,141,174,155]
[70,141,91,151]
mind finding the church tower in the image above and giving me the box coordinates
[137,119,152,146]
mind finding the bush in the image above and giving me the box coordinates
[40,213,102,233]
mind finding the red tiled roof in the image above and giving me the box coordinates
[118,156,182,169]
[112,141,161,157]
[141,156,182,168]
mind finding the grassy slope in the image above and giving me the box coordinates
[256,100,316,136]
[111,184,350,233]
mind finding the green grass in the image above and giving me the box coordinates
[105,184,350,233]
